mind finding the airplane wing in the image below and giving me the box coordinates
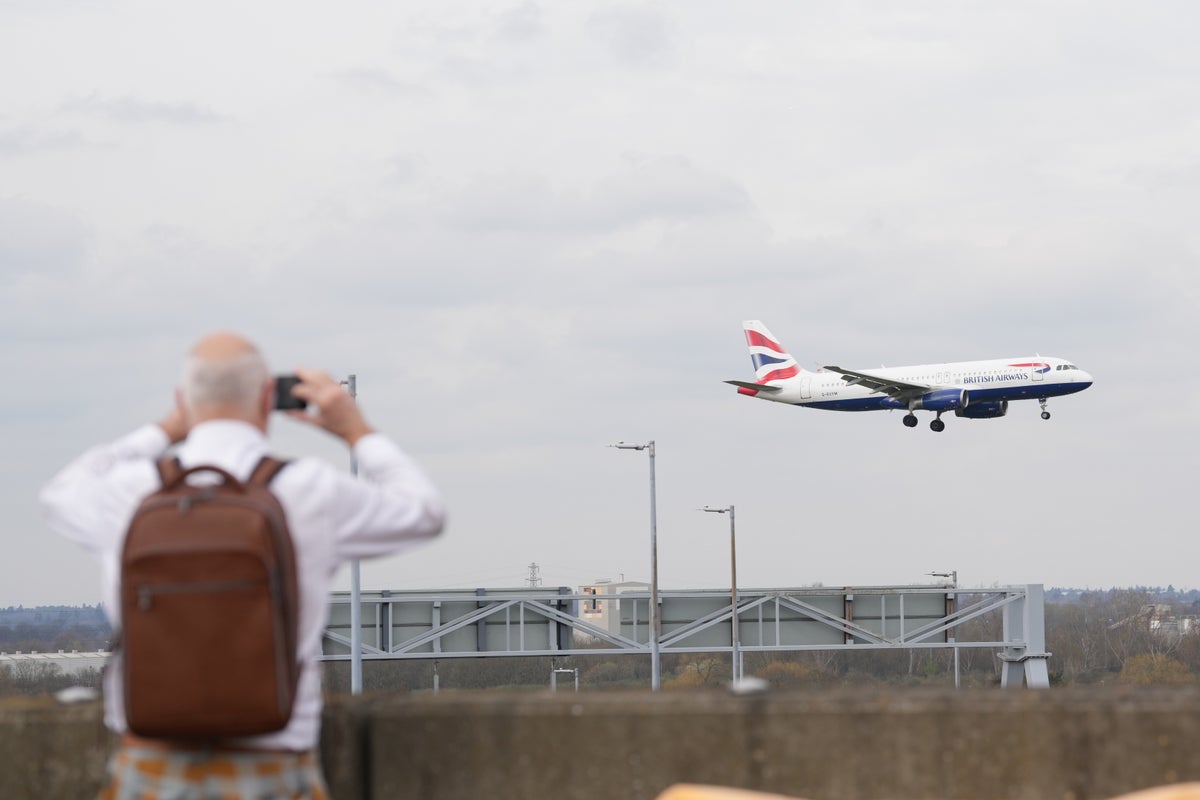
[821,366,931,402]
[724,380,782,394]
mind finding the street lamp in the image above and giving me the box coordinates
[701,505,739,683]
[610,440,660,691]
[927,570,959,688]
[927,570,957,587]
[341,375,363,696]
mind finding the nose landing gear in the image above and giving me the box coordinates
[1039,398,1051,420]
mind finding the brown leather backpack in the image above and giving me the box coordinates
[119,456,300,739]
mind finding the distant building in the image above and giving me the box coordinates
[0,650,110,676]
[579,579,650,635]
[1142,604,1200,639]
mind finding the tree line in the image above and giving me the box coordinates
[0,604,111,654]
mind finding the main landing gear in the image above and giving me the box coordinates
[902,412,946,432]
[1039,398,1051,420]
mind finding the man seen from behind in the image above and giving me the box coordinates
[40,331,446,799]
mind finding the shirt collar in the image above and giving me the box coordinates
[176,420,269,473]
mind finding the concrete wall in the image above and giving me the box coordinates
[4,688,1200,799]
[0,697,112,798]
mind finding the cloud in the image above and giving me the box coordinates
[442,155,752,233]
[0,126,87,155]
[0,217,273,346]
[0,197,88,284]
[587,4,675,67]
[493,2,543,43]
[61,94,227,125]
[333,68,430,98]
[391,4,548,87]
[384,154,427,185]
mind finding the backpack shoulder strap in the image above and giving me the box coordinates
[247,456,290,488]
[155,457,185,489]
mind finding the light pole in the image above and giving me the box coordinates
[341,375,363,695]
[610,440,660,690]
[702,505,738,683]
[928,570,959,688]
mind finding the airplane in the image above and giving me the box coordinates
[725,320,1093,432]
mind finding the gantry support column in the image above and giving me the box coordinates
[999,584,1051,688]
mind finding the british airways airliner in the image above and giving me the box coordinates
[726,320,1093,432]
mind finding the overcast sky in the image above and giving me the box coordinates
[3,1,1198,607]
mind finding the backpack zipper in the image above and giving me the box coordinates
[135,579,262,611]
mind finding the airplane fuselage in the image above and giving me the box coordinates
[750,357,1091,412]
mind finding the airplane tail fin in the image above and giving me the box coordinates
[741,320,804,383]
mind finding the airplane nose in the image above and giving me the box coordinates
[1076,370,1094,387]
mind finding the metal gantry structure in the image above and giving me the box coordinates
[320,583,1051,688]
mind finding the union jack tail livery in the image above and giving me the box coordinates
[724,321,806,398]
[744,320,803,383]
[725,320,1093,432]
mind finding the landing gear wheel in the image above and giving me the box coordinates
[930,418,946,432]
[1039,398,1050,420]
[903,414,918,428]
[1041,411,1051,420]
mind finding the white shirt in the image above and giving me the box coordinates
[39,419,446,751]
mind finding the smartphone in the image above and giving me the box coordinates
[274,375,307,410]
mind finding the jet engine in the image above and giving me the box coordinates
[912,388,968,411]
[955,400,1009,419]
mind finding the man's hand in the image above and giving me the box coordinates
[157,394,190,445]
[284,369,375,446]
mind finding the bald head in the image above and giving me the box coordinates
[180,332,271,427]
[192,331,259,364]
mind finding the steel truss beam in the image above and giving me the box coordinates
[320,584,1050,687]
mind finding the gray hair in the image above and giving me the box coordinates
[181,349,269,417]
